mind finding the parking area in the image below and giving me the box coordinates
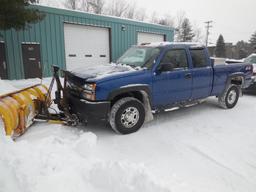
[0,79,256,192]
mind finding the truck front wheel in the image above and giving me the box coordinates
[109,97,145,134]
[218,85,240,109]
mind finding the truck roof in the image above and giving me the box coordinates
[139,42,205,49]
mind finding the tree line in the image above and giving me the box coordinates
[63,0,200,43]
[0,0,200,42]
[214,32,256,59]
[63,0,256,59]
[1,0,255,59]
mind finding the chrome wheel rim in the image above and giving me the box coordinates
[227,90,237,104]
[121,107,139,128]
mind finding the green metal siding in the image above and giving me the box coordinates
[0,5,174,80]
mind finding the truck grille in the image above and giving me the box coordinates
[66,81,82,97]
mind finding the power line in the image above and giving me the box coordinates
[205,21,213,47]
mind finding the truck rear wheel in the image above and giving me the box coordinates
[109,97,145,134]
[218,85,240,109]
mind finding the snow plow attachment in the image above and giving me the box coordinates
[0,84,49,138]
[0,66,80,138]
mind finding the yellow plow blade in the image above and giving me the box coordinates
[0,84,49,137]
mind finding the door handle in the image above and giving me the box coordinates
[3,61,6,69]
[38,61,41,68]
[185,73,192,79]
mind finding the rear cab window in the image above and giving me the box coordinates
[190,49,208,68]
[160,49,189,70]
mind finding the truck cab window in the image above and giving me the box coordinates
[160,49,188,70]
[190,49,208,68]
[117,47,161,69]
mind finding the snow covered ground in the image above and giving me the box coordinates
[0,79,256,192]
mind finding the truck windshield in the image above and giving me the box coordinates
[117,47,161,68]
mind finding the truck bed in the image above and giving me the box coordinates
[211,63,252,96]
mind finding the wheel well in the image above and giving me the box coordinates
[110,91,144,107]
[230,76,244,86]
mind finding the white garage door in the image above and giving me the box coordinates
[64,24,110,70]
[137,32,165,44]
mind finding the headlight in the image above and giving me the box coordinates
[82,83,96,100]
[84,83,96,91]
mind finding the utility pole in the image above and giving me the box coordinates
[205,21,213,47]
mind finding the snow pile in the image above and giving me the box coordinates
[0,124,169,192]
[0,80,18,95]
[88,161,169,192]
[2,78,256,192]
[0,78,49,96]
[6,78,46,89]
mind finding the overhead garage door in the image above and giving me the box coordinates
[137,32,165,45]
[64,24,110,70]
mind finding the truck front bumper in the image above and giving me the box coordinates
[67,94,111,122]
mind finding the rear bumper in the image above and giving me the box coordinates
[67,94,110,121]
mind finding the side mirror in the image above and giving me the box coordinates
[158,63,174,72]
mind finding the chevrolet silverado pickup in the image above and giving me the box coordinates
[244,53,256,91]
[64,42,253,134]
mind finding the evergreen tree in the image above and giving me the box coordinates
[0,0,44,30]
[215,34,226,57]
[179,18,195,42]
[249,31,256,50]
[236,40,252,59]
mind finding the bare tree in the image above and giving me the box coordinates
[158,14,175,27]
[134,8,147,21]
[79,0,90,12]
[123,1,137,19]
[134,8,146,21]
[62,0,145,22]
[88,0,105,14]
[193,23,204,43]
[106,0,130,17]
[150,11,160,24]
[174,11,186,41]
[65,0,78,10]
[64,0,104,14]
[150,12,174,28]
[174,12,204,42]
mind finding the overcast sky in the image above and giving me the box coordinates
[135,0,256,44]
[43,0,256,44]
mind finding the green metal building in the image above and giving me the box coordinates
[0,5,174,80]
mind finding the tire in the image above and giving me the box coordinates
[109,97,145,134]
[218,85,240,109]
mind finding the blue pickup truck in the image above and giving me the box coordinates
[64,42,253,134]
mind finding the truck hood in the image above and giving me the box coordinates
[68,63,143,83]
